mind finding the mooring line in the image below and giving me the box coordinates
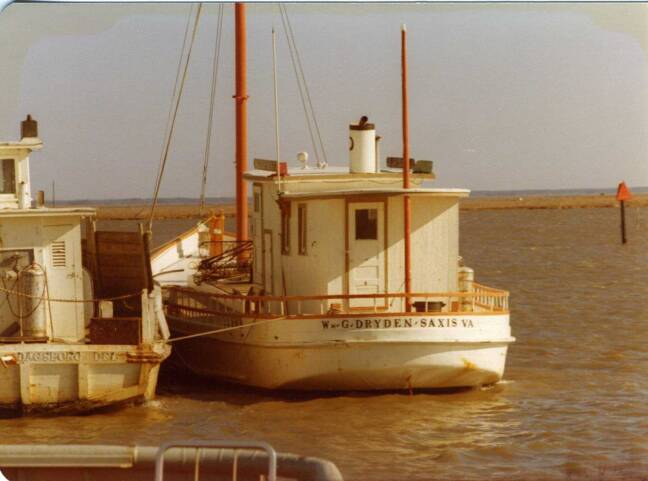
[166,316,286,343]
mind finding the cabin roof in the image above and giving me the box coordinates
[280,187,470,200]
[244,166,435,182]
[0,139,43,151]
[0,207,95,218]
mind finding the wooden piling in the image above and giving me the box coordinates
[616,181,632,245]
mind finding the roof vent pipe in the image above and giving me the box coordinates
[21,114,38,139]
[349,116,376,173]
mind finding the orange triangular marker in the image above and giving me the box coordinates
[616,181,632,202]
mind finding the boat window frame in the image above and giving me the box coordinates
[253,191,261,213]
[0,158,16,195]
[297,203,307,256]
[355,208,378,240]
[281,202,291,255]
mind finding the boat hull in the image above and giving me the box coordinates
[168,313,513,391]
[0,342,170,416]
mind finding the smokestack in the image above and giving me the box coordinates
[21,115,38,139]
[349,116,376,173]
[36,190,45,208]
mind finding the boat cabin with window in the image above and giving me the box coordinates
[0,116,170,415]
[248,119,468,314]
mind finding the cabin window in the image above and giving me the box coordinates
[0,159,16,194]
[0,249,33,274]
[253,192,261,213]
[281,206,291,255]
[355,209,378,240]
[298,204,307,255]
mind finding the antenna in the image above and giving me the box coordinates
[272,27,282,193]
[401,23,412,312]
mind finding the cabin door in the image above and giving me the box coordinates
[347,201,386,309]
[262,230,273,293]
[43,224,81,340]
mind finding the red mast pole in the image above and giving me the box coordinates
[235,3,248,244]
[402,24,412,312]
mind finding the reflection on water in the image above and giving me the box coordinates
[3,207,648,480]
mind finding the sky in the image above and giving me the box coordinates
[0,3,647,200]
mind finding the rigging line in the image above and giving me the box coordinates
[278,4,320,166]
[200,3,225,216]
[166,315,287,343]
[135,3,195,223]
[272,27,282,193]
[281,4,328,167]
[148,3,204,231]
[154,4,195,208]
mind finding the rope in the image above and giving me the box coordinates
[279,4,328,167]
[200,3,225,216]
[150,4,195,226]
[148,3,204,231]
[166,316,286,343]
[278,5,319,167]
[0,283,141,304]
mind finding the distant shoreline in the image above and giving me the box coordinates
[59,192,648,220]
[460,193,648,211]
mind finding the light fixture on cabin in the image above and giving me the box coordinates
[297,151,309,169]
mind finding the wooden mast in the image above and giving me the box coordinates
[401,24,412,311]
[235,3,248,244]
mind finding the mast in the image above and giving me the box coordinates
[401,24,412,311]
[235,3,248,244]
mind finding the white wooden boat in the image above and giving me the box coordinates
[154,133,514,390]
[0,116,170,414]
[153,6,514,391]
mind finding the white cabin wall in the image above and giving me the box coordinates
[386,196,459,298]
[256,180,348,312]
[262,183,281,295]
[0,216,85,341]
[280,199,345,312]
[410,197,459,293]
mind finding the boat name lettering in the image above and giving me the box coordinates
[320,318,474,329]
[93,351,121,361]
[18,351,82,363]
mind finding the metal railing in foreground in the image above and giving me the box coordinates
[165,283,509,320]
[0,440,343,481]
[155,440,276,481]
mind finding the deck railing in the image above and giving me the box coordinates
[164,283,509,320]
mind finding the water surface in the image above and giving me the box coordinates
[4,207,648,481]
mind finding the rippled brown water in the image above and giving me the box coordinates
[3,207,648,480]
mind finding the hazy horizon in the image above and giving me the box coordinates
[1,3,647,200]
